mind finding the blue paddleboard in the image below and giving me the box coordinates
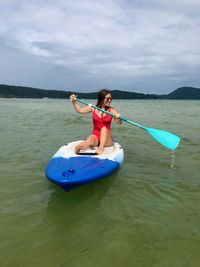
[45,140,124,191]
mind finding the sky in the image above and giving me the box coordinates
[0,0,200,94]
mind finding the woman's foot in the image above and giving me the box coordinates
[75,144,83,154]
[96,146,104,155]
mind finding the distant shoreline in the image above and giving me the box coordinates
[0,84,200,100]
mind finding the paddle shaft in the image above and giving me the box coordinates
[76,98,144,129]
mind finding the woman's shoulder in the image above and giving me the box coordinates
[109,107,117,113]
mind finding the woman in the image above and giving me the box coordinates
[69,89,122,155]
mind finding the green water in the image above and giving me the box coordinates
[0,98,200,267]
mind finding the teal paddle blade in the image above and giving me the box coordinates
[146,127,180,150]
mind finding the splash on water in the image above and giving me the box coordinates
[170,150,176,169]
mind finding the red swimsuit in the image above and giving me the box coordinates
[91,109,112,141]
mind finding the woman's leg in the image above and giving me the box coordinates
[75,134,99,154]
[96,127,113,154]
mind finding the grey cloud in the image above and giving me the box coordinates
[0,0,200,93]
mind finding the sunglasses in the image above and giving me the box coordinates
[104,97,112,101]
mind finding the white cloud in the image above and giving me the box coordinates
[0,0,200,93]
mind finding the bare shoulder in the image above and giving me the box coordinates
[109,107,118,114]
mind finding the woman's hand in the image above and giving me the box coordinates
[115,113,122,125]
[69,94,77,102]
[69,94,91,114]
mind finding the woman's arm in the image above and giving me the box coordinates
[69,94,92,113]
[110,108,122,125]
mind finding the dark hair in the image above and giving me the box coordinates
[96,89,112,108]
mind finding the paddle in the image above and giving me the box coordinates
[76,98,181,150]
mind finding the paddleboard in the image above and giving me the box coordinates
[45,140,124,191]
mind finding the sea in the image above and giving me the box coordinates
[0,98,199,267]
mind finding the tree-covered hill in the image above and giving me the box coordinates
[0,84,200,99]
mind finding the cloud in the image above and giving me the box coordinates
[0,0,200,93]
